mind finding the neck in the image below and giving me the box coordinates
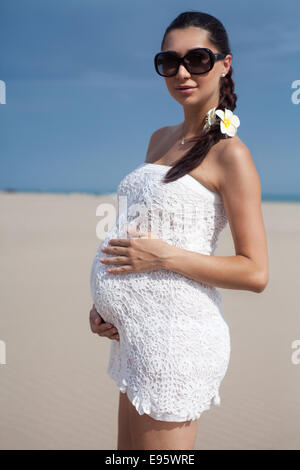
[180,98,220,141]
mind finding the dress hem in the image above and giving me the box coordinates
[107,369,222,423]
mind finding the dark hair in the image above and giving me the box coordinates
[160,11,237,184]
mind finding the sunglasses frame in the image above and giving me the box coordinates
[154,47,227,77]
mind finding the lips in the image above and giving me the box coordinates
[175,86,196,89]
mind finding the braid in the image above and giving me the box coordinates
[219,66,237,110]
[158,11,238,185]
[162,66,238,185]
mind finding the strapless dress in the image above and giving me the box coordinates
[90,162,231,422]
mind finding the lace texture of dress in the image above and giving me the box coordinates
[90,162,231,422]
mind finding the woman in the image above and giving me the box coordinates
[89,11,269,450]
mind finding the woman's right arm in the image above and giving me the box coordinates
[89,304,119,342]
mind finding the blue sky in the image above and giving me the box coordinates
[0,0,299,197]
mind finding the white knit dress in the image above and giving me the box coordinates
[90,162,231,422]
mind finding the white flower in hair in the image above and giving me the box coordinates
[215,108,240,137]
[202,107,218,132]
[202,107,240,137]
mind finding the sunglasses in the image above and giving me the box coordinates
[154,47,226,77]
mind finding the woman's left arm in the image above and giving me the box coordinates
[101,141,269,293]
[163,141,269,293]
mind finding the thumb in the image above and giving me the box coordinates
[90,306,101,322]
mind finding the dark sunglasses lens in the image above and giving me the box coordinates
[185,50,211,73]
[156,53,179,77]
[156,50,212,76]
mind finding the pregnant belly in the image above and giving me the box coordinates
[90,242,228,336]
[90,247,170,328]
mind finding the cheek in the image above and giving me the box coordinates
[165,79,174,93]
[165,82,180,100]
[195,75,219,92]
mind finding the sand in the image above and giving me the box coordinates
[0,191,299,450]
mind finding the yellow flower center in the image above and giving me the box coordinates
[223,118,231,128]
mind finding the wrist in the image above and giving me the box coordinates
[158,242,178,271]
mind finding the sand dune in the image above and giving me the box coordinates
[0,192,299,450]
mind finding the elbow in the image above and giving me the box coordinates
[251,270,269,293]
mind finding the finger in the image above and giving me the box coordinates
[100,256,129,265]
[106,327,119,338]
[106,265,132,274]
[97,322,113,333]
[108,237,131,247]
[98,326,119,339]
[93,321,113,335]
[108,332,120,342]
[101,246,128,256]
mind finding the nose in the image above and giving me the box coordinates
[176,62,192,79]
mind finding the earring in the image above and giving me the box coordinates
[221,73,226,77]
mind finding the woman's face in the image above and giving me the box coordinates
[161,26,231,107]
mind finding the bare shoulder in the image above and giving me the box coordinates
[145,125,176,163]
[215,135,261,198]
[216,135,252,168]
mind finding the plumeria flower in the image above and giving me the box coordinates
[202,107,240,137]
[202,107,218,132]
[215,108,240,137]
